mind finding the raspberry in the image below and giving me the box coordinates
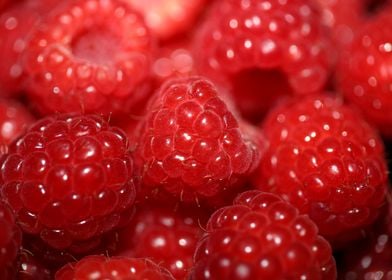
[0,114,136,251]
[55,255,175,280]
[117,204,207,279]
[23,0,154,115]
[314,0,362,47]
[337,9,392,138]
[0,98,35,147]
[191,190,336,279]
[134,77,261,204]
[16,251,51,280]
[339,199,392,279]
[152,38,196,84]
[252,94,388,244]
[193,0,333,122]
[121,0,206,40]
[0,200,22,278]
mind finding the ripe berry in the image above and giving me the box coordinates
[337,9,392,138]
[121,0,206,40]
[191,190,336,279]
[117,204,207,279]
[55,255,175,280]
[0,98,35,147]
[16,251,51,280]
[23,0,154,115]
[0,200,22,279]
[314,0,362,47]
[194,0,333,122]
[252,94,387,244]
[0,114,136,251]
[134,76,261,204]
[338,198,392,279]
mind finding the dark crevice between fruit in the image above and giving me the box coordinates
[230,68,293,125]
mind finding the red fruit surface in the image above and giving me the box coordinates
[191,190,337,279]
[0,200,22,279]
[0,114,136,251]
[314,0,362,47]
[16,251,51,280]
[23,0,154,115]
[0,98,35,146]
[152,38,196,84]
[194,0,333,122]
[339,198,392,279]
[135,76,261,204]
[117,204,207,279]
[122,0,206,40]
[55,255,175,280]
[337,10,392,138]
[252,94,387,244]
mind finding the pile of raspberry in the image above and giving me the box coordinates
[1,0,392,279]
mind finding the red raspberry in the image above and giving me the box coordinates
[23,0,154,116]
[314,0,362,47]
[191,190,336,279]
[0,201,22,278]
[134,77,261,204]
[252,94,388,244]
[152,38,196,84]
[339,199,392,279]
[0,114,136,251]
[193,0,333,122]
[16,251,52,280]
[55,255,175,280]
[121,0,206,40]
[117,204,207,279]
[337,9,392,139]
[0,98,35,147]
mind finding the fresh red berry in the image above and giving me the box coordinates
[339,198,392,279]
[191,190,337,279]
[117,204,207,279]
[337,9,392,138]
[23,0,154,115]
[314,0,362,47]
[121,0,206,40]
[0,98,35,147]
[152,38,196,84]
[252,94,388,244]
[0,114,136,251]
[16,251,51,280]
[55,255,175,280]
[193,0,333,122]
[0,200,22,279]
[134,76,261,204]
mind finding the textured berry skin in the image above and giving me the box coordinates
[16,251,51,280]
[0,114,136,251]
[0,200,22,278]
[55,255,175,280]
[314,0,362,47]
[122,0,206,40]
[191,190,336,279]
[339,199,392,280]
[252,94,387,244]
[194,0,333,122]
[24,0,153,115]
[135,77,261,203]
[338,10,392,138]
[117,204,207,279]
[0,98,35,146]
